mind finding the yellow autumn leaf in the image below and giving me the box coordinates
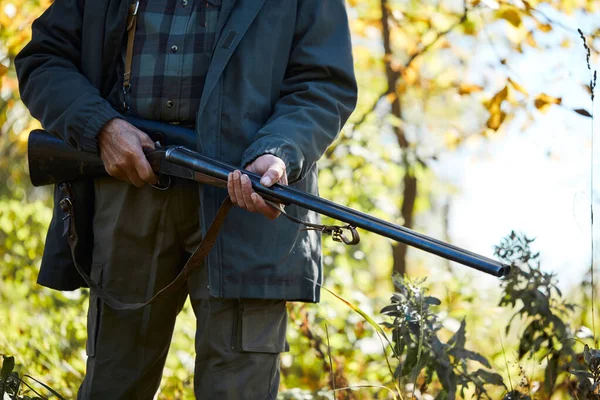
[0,63,8,77]
[486,110,507,131]
[462,19,477,36]
[458,83,484,95]
[534,93,562,113]
[401,65,418,85]
[484,85,508,113]
[497,7,522,28]
[396,81,407,95]
[508,77,528,95]
[525,31,538,48]
[385,92,398,104]
[537,23,553,32]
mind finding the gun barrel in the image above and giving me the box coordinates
[27,121,510,277]
[165,147,510,278]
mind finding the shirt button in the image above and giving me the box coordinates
[182,0,188,5]
[166,99,174,108]
[171,44,179,53]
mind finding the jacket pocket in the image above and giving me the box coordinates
[85,263,103,357]
[240,299,289,353]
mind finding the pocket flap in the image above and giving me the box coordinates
[241,300,288,353]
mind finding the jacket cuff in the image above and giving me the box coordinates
[80,106,122,154]
[241,134,305,183]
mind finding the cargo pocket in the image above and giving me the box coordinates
[85,263,103,357]
[240,299,289,353]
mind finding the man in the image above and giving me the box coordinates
[16,0,357,398]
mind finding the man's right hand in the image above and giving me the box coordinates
[98,118,158,187]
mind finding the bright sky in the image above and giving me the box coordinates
[428,5,599,289]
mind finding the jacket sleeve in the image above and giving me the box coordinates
[15,0,121,153]
[240,0,358,183]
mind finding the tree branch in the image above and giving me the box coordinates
[350,92,388,130]
[352,1,468,132]
[404,9,468,70]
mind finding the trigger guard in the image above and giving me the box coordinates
[150,174,171,191]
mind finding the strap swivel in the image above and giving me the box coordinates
[264,200,360,246]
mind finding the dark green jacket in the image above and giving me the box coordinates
[16,0,357,302]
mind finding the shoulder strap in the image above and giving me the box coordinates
[59,183,232,310]
[123,1,139,100]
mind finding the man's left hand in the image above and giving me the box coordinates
[227,154,288,220]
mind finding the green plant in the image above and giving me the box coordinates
[0,355,65,400]
[381,275,504,399]
[494,231,600,398]
[569,344,600,398]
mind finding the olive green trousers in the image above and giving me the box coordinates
[77,178,288,400]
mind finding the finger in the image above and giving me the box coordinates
[106,165,131,185]
[240,174,258,212]
[227,173,238,205]
[233,170,248,209]
[279,172,288,186]
[133,149,158,185]
[251,192,280,220]
[245,163,257,174]
[125,168,145,188]
[260,163,286,187]
[138,132,156,149]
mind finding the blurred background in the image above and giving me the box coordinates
[1,0,599,398]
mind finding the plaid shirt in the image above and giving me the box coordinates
[124,0,221,124]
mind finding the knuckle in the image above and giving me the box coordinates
[106,165,119,176]
[115,157,129,169]
[123,148,135,158]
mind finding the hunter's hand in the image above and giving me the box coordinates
[98,118,158,187]
[227,154,288,220]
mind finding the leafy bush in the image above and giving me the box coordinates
[0,355,65,400]
[495,231,599,398]
[381,275,504,399]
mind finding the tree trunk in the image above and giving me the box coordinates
[380,0,417,277]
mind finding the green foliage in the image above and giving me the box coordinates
[571,344,600,398]
[0,354,65,400]
[381,276,504,399]
[494,231,599,398]
[0,199,87,399]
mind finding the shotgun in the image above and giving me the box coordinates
[28,117,510,278]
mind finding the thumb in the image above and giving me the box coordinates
[260,162,285,187]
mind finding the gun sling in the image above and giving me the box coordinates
[58,182,234,311]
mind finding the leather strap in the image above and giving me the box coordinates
[123,1,139,105]
[60,183,232,311]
